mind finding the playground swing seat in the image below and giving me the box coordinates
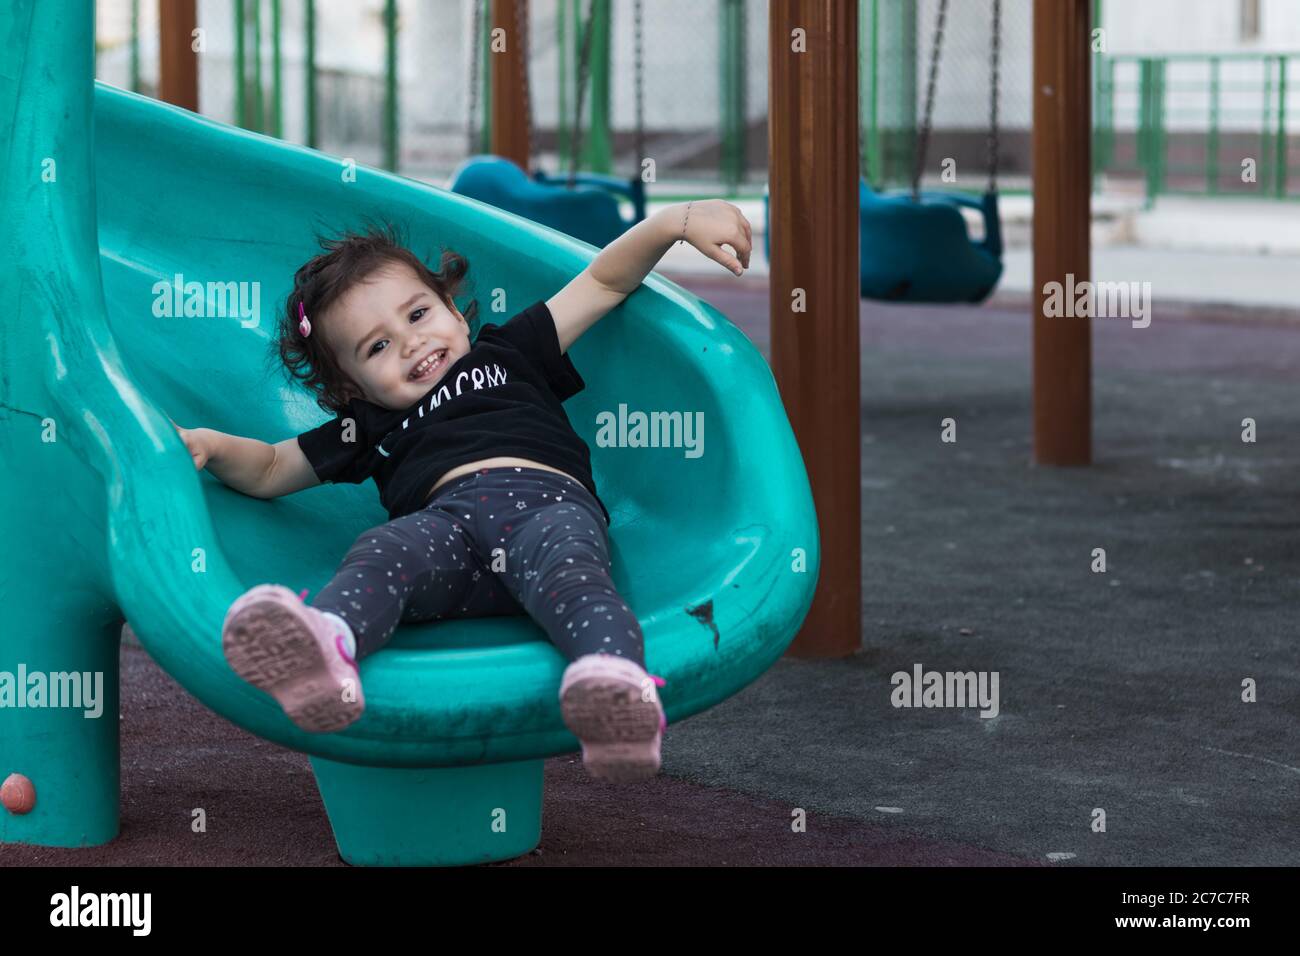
[764,0,1005,304]
[762,180,1003,303]
[449,0,647,249]
[449,154,646,250]
[856,181,1003,302]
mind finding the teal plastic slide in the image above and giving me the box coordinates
[0,1,818,865]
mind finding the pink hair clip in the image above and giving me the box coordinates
[297,301,312,337]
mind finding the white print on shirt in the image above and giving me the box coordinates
[376,361,510,457]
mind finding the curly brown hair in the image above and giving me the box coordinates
[272,219,479,414]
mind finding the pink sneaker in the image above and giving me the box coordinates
[559,654,667,783]
[221,584,364,733]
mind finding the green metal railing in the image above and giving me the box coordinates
[129,0,140,92]
[109,0,758,190]
[383,0,397,170]
[108,0,929,199]
[1094,52,1297,203]
[304,0,316,147]
[233,0,395,168]
[233,0,277,137]
[720,0,747,193]
[860,0,918,189]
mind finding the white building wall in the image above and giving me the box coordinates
[1102,0,1300,53]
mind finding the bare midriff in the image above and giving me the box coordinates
[424,457,584,504]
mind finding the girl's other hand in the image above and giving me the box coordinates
[679,199,752,277]
[172,420,213,471]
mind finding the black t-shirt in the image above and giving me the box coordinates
[296,299,609,525]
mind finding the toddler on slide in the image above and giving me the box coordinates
[173,201,752,783]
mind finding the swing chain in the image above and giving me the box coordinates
[569,0,598,189]
[988,0,1001,193]
[912,0,949,200]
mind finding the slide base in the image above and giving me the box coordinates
[309,754,544,866]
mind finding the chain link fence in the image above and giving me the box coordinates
[865,0,1033,194]
[93,0,1034,196]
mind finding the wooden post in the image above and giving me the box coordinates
[769,1,861,657]
[159,0,199,111]
[490,0,530,172]
[1032,0,1092,464]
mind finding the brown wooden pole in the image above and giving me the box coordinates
[769,1,861,657]
[159,0,199,111]
[490,0,530,171]
[1032,0,1092,464]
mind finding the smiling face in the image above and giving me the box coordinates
[321,260,471,410]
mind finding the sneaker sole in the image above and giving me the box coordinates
[560,665,662,783]
[222,586,363,734]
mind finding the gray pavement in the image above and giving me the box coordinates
[6,273,1294,867]
[661,274,1300,866]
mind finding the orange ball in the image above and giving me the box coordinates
[1,773,36,814]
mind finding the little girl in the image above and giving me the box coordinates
[173,201,753,783]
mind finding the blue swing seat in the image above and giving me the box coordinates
[764,179,1004,303]
[449,154,645,249]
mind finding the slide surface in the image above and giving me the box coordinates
[26,81,818,767]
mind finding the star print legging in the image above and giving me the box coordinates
[308,466,645,667]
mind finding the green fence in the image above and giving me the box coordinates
[96,0,767,192]
[97,0,1023,197]
[1094,52,1297,204]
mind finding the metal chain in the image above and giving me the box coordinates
[634,0,644,177]
[569,0,597,189]
[988,0,1000,192]
[912,0,949,200]
[467,0,482,154]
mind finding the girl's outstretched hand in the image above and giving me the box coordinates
[171,418,212,471]
[678,199,752,277]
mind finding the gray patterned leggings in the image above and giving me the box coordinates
[309,466,644,667]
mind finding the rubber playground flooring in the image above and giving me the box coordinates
[5,277,1296,866]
